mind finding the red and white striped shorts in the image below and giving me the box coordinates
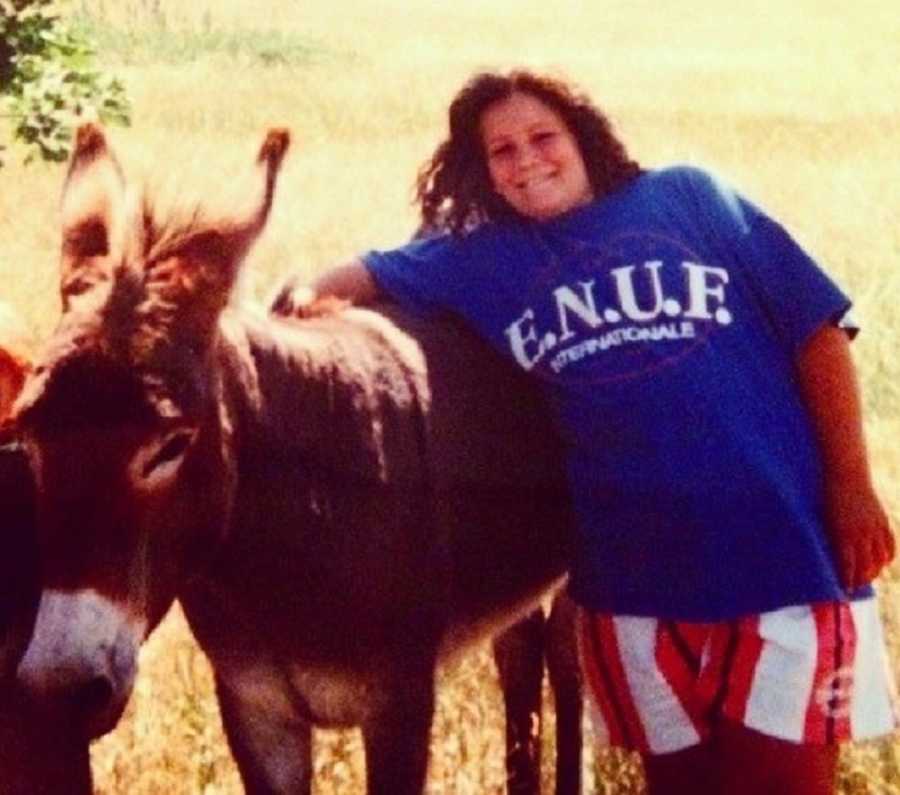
[577,598,899,755]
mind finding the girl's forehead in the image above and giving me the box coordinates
[480,92,564,138]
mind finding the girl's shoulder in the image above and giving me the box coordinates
[640,164,722,196]
[635,166,749,226]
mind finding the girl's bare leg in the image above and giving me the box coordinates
[714,720,837,795]
[642,742,717,795]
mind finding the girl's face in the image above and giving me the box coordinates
[480,92,593,222]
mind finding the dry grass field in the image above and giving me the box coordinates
[1,0,899,792]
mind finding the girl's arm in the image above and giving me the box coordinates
[270,259,380,315]
[796,324,895,589]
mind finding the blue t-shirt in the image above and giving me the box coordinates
[363,166,866,620]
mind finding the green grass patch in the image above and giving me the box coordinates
[72,11,332,68]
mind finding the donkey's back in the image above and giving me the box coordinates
[209,301,571,665]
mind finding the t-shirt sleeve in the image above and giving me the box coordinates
[362,233,462,317]
[681,168,857,352]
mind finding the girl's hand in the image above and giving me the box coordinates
[825,483,895,590]
[796,324,895,590]
[270,276,316,317]
[270,260,379,318]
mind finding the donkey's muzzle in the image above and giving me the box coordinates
[16,589,143,739]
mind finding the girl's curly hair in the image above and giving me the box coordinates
[415,70,642,234]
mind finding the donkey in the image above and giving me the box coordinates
[1,351,93,794]
[13,124,581,794]
[0,343,35,680]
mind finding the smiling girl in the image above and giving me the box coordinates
[272,69,896,794]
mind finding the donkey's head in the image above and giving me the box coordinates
[13,124,289,738]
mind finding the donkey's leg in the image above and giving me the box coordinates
[493,608,546,795]
[362,665,436,795]
[215,672,313,795]
[546,593,583,795]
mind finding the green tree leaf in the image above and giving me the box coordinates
[0,0,131,167]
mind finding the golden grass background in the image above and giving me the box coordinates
[1,0,899,791]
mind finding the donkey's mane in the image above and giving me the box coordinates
[140,191,244,268]
[142,195,205,265]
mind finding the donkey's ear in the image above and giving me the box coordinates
[143,129,291,348]
[59,124,127,311]
[253,128,291,229]
[212,127,291,272]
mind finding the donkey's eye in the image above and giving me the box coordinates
[142,430,194,478]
